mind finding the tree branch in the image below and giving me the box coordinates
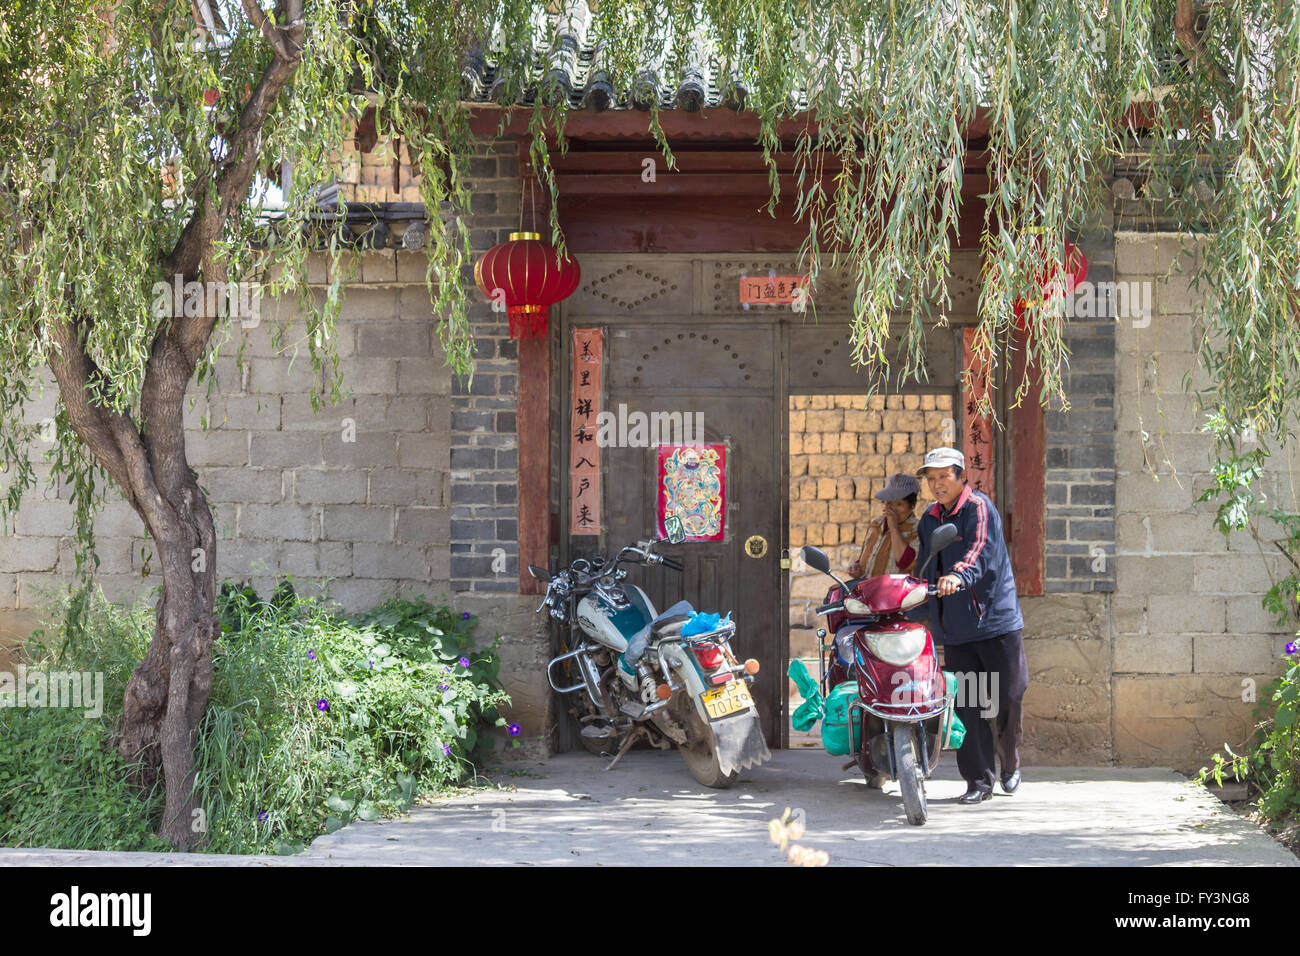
[1174,0,1234,104]
[161,0,305,365]
[45,316,138,510]
[240,0,297,62]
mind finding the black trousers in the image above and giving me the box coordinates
[941,629,1027,792]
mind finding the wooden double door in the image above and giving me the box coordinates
[556,258,968,751]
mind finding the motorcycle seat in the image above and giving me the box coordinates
[651,615,691,638]
[624,600,697,665]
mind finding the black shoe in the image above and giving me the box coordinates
[1000,770,1021,794]
[958,786,993,804]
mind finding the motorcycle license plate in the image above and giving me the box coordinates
[701,679,753,719]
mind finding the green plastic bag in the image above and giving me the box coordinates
[940,670,967,749]
[822,681,862,756]
[787,659,823,732]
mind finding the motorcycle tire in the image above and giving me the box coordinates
[680,707,739,789]
[893,723,928,826]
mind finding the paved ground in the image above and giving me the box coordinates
[2,751,1292,866]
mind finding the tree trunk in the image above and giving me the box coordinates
[114,468,219,851]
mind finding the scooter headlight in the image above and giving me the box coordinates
[843,597,871,616]
[865,628,926,666]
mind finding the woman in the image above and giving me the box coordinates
[847,472,921,579]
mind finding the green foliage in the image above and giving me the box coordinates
[0,594,167,851]
[0,582,511,854]
[5,1,1300,554]
[1197,410,1300,826]
[349,596,514,763]
[1197,411,1300,627]
[1197,648,1300,822]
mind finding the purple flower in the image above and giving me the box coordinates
[1287,641,1298,655]
[368,658,374,669]
[316,698,329,712]
[438,682,449,691]
[507,723,521,737]
[443,665,452,674]
[257,811,268,822]
[307,649,316,661]
[462,611,472,620]
[459,656,470,668]
[442,743,451,755]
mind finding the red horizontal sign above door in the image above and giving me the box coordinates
[739,275,809,305]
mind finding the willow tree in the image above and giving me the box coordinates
[2,0,1297,849]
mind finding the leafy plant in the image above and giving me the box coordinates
[0,582,512,855]
[1198,643,1300,822]
[1196,411,1300,627]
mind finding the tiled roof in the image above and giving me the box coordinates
[460,1,794,113]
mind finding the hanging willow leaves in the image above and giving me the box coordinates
[1,0,1298,845]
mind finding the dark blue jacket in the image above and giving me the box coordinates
[911,484,1023,645]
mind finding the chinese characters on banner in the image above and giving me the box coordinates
[657,444,727,541]
[570,328,602,535]
[738,275,809,306]
[961,327,995,499]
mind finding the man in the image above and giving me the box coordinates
[912,447,1027,805]
[847,472,920,579]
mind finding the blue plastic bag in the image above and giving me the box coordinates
[682,610,731,636]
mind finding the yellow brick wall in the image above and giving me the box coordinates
[336,139,427,205]
[788,393,953,555]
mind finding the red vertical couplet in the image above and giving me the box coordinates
[570,328,602,535]
[961,327,995,500]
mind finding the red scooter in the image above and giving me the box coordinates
[801,523,962,826]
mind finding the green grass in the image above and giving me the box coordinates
[0,581,512,854]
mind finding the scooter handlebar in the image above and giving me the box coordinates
[927,583,966,596]
[660,557,684,571]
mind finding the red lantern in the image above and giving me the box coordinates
[1013,237,1088,329]
[473,232,581,338]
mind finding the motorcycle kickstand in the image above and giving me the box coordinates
[603,729,640,772]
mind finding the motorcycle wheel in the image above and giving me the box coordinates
[680,707,739,789]
[893,723,928,826]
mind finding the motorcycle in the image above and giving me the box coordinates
[530,516,771,788]
[799,522,963,825]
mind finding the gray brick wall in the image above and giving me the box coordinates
[1043,218,1118,593]
[448,140,527,592]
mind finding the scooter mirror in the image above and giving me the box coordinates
[664,514,686,545]
[527,565,552,583]
[930,523,960,553]
[801,545,831,574]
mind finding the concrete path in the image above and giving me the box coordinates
[1,751,1293,866]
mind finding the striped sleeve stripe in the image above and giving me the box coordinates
[952,495,988,573]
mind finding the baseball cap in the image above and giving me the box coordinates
[875,473,922,501]
[916,447,966,476]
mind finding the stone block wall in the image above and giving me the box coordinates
[1109,232,1297,770]
[0,141,553,754]
[0,267,453,620]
